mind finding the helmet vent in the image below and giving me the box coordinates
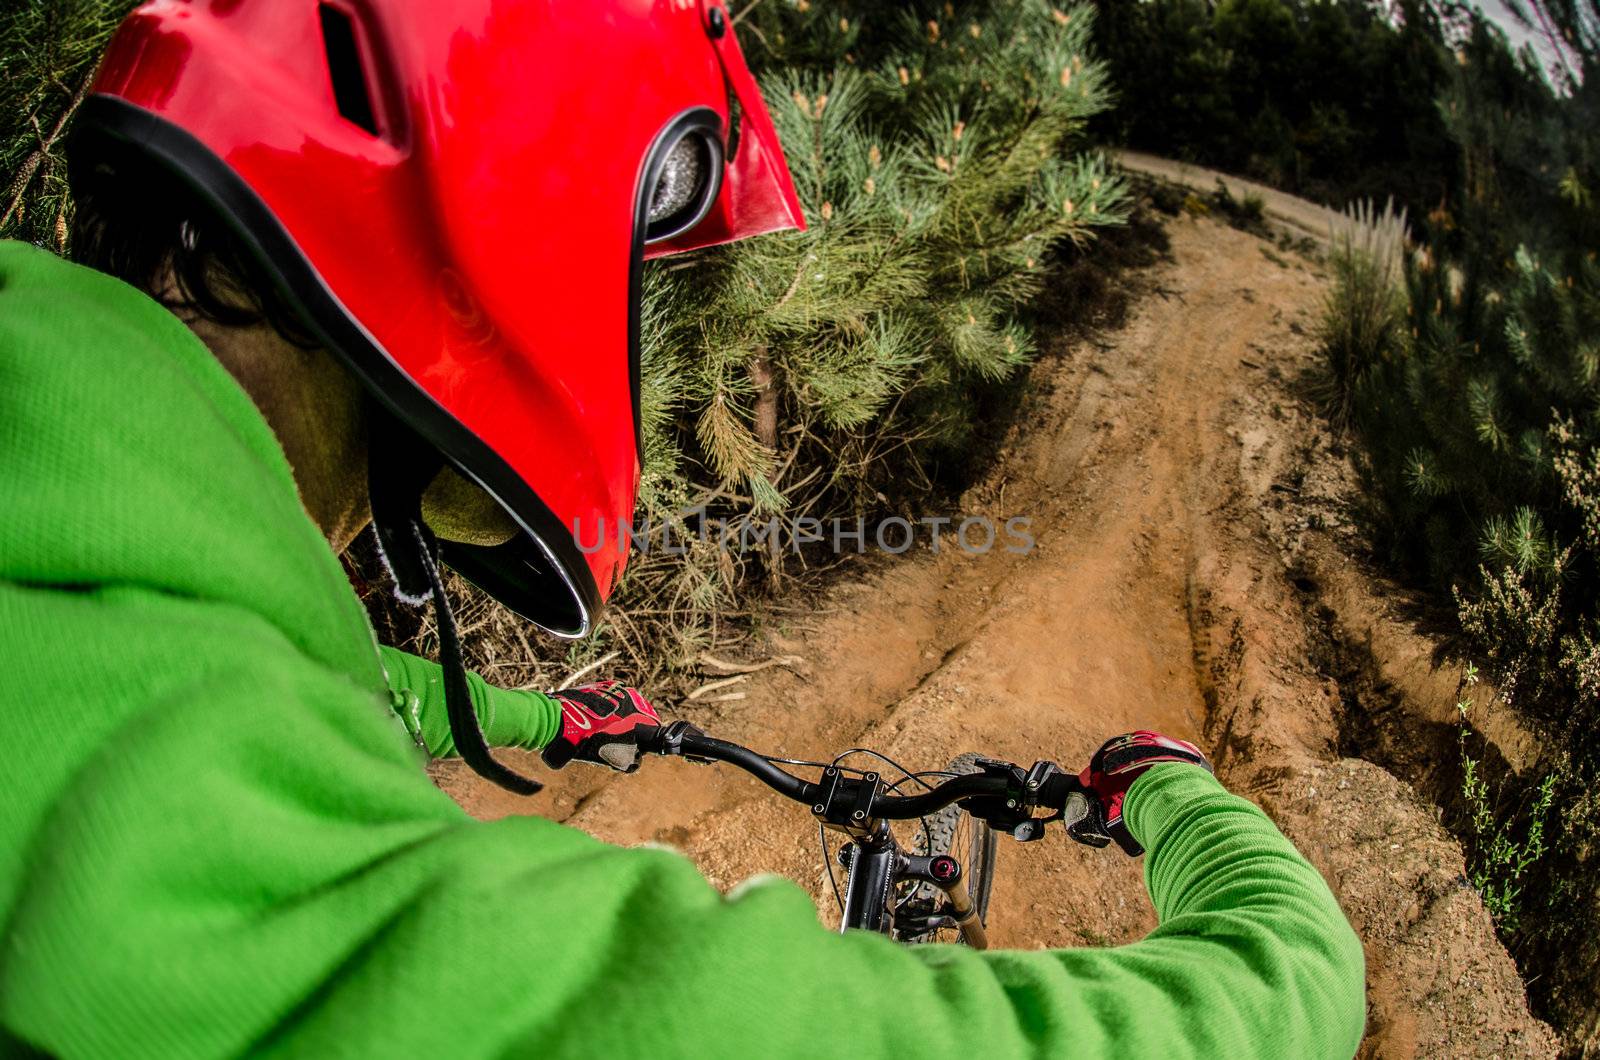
[318,4,378,135]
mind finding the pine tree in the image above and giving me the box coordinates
[0,1,139,247]
[634,0,1128,595]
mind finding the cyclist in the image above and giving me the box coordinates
[0,2,1365,1057]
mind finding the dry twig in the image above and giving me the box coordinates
[698,653,804,675]
[687,673,750,700]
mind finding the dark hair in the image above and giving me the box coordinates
[68,136,319,349]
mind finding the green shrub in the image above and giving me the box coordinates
[1203,178,1268,233]
[1462,753,1556,934]
[1316,198,1408,428]
[1457,665,1559,934]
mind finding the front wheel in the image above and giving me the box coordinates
[893,752,998,944]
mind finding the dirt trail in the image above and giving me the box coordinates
[1115,148,1346,243]
[435,217,1557,1057]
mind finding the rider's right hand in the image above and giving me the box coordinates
[1069,731,1212,856]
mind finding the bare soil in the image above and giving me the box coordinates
[434,217,1558,1058]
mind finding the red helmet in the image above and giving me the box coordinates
[78,0,804,637]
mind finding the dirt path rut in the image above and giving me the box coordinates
[436,217,1557,1058]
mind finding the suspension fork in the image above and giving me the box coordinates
[932,864,987,949]
[901,853,988,949]
[838,825,989,949]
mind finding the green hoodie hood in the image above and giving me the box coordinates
[0,240,379,684]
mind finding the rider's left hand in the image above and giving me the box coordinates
[540,681,661,773]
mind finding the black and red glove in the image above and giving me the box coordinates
[540,681,661,773]
[1067,731,1211,855]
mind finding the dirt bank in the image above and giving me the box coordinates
[1115,148,1347,243]
[434,216,1557,1057]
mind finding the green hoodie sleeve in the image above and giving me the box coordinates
[1,619,1365,1060]
[378,645,561,757]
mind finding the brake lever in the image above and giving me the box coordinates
[959,759,1082,842]
[1009,816,1053,842]
[1011,791,1112,845]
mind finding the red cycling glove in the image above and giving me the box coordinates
[540,680,661,773]
[1068,730,1211,855]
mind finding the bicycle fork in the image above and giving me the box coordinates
[838,831,989,949]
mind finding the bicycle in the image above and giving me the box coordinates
[639,720,1106,948]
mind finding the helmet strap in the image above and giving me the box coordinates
[367,406,544,795]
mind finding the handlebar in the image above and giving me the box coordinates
[659,730,818,803]
[640,721,1092,840]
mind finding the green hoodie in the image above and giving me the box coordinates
[0,241,1365,1058]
